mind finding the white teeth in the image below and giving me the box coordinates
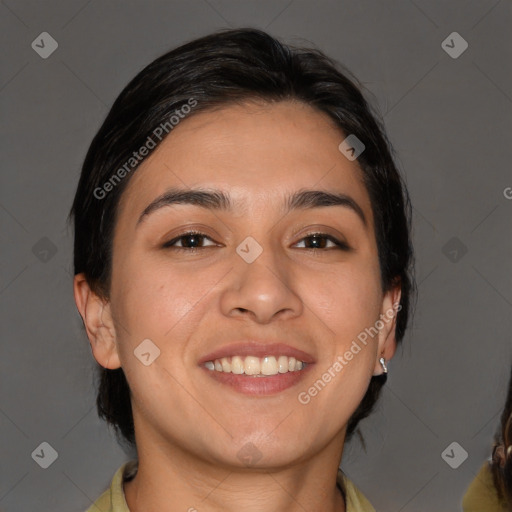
[277,355,288,373]
[231,356,244,374]
[204,355,307,375]
[261,356,278,375]
[221,357,231,372]
[244,356,260,375]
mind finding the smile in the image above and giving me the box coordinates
[203,355,307,376]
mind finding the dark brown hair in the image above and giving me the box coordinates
[69,28,416,449]
[490,364,512,506]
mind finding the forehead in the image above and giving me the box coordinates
[117,100,373,225]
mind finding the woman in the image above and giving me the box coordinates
[462,364,512,511]
[70,28,415,512]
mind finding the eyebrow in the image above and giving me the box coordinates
[136,187,367,227]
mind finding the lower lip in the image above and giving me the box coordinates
[201,364,314,396]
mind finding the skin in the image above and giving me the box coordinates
[74,99,401,512]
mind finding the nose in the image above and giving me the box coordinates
[219,242,304,324]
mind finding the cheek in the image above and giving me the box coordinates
[112,255,198,329]
[111,255,226,369]
[110,259,211,408]
[307,257,383,345]
[300,262,382,428]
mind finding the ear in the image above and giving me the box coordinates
[372,281,402,376]
[73,273,121,369]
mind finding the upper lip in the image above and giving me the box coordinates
[198,341,316,365]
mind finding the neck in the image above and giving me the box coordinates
[124,436,346,512]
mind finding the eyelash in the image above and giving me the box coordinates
[162,231,350,252]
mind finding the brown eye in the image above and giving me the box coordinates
[294,233,350,250]
[163,231,217,250]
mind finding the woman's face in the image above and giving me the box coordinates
[98,100,399,468]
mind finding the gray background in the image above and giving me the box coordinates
[1,1,511,511]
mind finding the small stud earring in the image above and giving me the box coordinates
[379,357,388,374]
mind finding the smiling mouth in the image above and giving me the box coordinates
[203,355,307,377]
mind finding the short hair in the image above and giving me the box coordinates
[490,363,512,506]
[69,28,416,449]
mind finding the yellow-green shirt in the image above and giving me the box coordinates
[462,461,510,511]
[85,460,376,512]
